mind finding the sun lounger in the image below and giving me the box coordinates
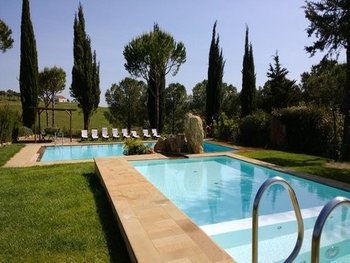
[91,129,99,140]
[131,130,140,138]
[112,128,120,139]
[102,128,109,140]
[122,128,130,139]
[81,129,88,140]
[143,129,151,139]
[151,128,161,139]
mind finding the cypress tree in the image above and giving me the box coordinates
[19,0,39,128]
[240,26,256,117]
[70,4,100,130]
[206,21,225,125]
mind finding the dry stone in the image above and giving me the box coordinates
[184,113,204,153]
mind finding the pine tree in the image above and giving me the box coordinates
[206,21,225,125]
[240,26,256,117]
[70,4,100,130]
[19,0,39,128]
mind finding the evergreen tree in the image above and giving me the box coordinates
[240,26,256,117]
[0,19,14,53]
[124,24,186,132]
[19,0,39,129]
[260,53,301,112]
[70,4,100,130]
[304,0,350,160]
[206,21,225,124]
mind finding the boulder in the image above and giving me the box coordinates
[154,137,166,152]
[184,113,204,153]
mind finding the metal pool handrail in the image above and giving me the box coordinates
[252,176,304,263]
[311,196,350,263]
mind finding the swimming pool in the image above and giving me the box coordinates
[40,142,235,162]
[131,156,350,262]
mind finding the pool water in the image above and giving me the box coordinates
[40,142,234,162]
[131,156,350,262]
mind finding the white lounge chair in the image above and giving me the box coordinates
[102,127,109,140]
[131,130,140,138]
[112,128,120,139]
[142,129,151,139]
[151,128,161,139]
[91,129,99,140]
[122,128,130,139]
[81,129,88,140]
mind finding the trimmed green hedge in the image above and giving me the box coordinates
[0,105,21,144]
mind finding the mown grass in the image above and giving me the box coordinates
[0,144,25,167]
[0,145,130,262]
[239,150,350,184]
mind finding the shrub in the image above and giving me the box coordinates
[238,110,270,147]
[0,105,21,144]
[212,112,239,142]
[273,106,337,157]
[123,139,149,155]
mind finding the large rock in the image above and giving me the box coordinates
[154,134,188,153]
[184,113,204,153]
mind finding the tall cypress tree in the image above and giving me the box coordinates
[240,26,256,117]
[19,0,39,128]
[206,21,225,125]
[70,4,100,130]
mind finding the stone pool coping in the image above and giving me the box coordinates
[95,152,350,262]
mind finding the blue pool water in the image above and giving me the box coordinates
[131,156,350,262]
[40,142,234,162]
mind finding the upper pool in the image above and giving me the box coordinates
[40,141,235,162]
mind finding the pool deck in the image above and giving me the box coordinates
[95,154,234,263]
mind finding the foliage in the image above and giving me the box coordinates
[212,112,239,142]
[105,78,147,131]
[273,106,338,157]
[0,105,21,144]
[206,21,225,125]
[124,23,186,132]
[238,110,270,147]
[19,0,39,128]
[189,80,207,118]
[0,163,130,262]
[239,149,350,185]
[0,19,14,52]
[301,59,346,108]
[123,139,149,155]
[222,83,240,118]
[71,4,100,130]
[240,26,256,117]
[164,83,188,134]
[259,53,301,112]
[39,66,66,127]
[304,0,350,160]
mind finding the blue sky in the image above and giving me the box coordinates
[0,0,345,106]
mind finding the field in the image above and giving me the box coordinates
[0,98,111,137]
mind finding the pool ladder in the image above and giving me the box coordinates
[252,176,350,263]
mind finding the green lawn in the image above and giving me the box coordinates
[239,150,350,184]
[0,145,130,262]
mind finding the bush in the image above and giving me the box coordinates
[0,105,21,144]
[273,106,337,157]
[123,139,149,155]
[212,112,239,142]
[238,110,270,147]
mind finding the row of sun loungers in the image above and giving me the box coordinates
[81,128,160,140]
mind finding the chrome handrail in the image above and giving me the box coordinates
[252,176,304,263]
[311,196,350,263]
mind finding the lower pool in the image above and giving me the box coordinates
[40,142,235,162]
[131,156,350,262]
